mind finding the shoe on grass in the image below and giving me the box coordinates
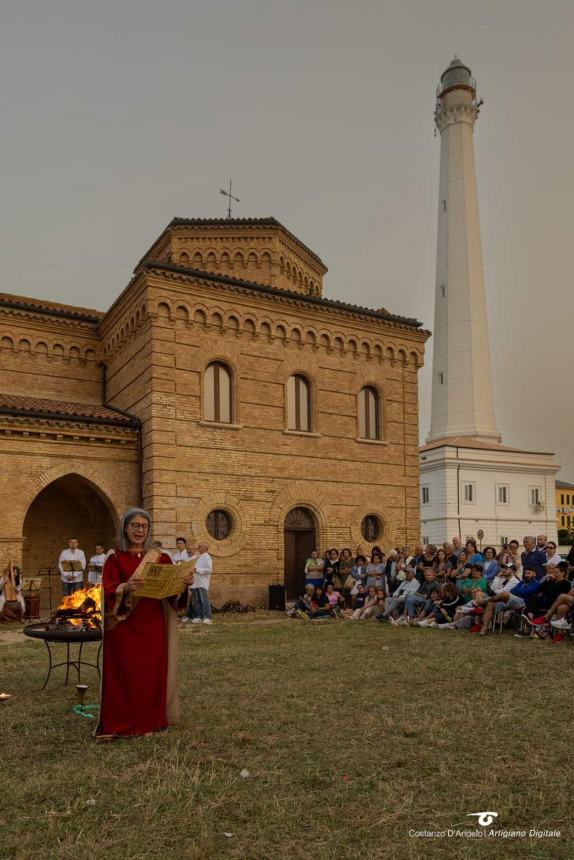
[191,618,203,624]
[202,618,213,624]
[550,618,572,630]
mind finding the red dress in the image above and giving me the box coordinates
[98,551,173,737]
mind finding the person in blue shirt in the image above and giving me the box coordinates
[483,546,499,583]
[465,539,484,566]
[521,535,547,581]
[479,567,540,635]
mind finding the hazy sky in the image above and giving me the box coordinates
[2,0,573,476]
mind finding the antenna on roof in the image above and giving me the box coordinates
[219,179,240,219]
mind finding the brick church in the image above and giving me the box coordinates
[0,217,429,608]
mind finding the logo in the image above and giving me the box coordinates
[467,812,498,827]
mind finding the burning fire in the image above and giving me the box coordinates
[54,586,102,628]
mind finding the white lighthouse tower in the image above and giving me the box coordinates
[429,57,499,443]
[419,57,558,547]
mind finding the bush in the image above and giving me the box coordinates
[557,528,573,545]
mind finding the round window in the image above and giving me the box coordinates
[207,509,232,540]
[361,514,382,543]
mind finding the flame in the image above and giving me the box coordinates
[58,586,101,612]
[55,586,102,628]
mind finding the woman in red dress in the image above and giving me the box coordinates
[96,508,192,739]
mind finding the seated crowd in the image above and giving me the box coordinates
[288,536,574,642]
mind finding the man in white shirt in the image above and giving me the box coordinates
[186,542,213,625]
[379,568,420,621]
[172,537,191,563]
[58,538,86,595]
[87,544,106,586]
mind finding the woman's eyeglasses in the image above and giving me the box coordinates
[128,523,149,531]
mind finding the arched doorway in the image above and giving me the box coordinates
[283,507,317,599]
[22,474,117,613]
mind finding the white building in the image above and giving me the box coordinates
[419,58,558,548]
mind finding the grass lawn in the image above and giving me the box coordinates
[1,615,573,859]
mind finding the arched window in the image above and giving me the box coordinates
[358,386,381,440]
[287,374,311,432]
[205,362,233,423]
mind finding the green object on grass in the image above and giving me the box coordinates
[73,704,99,719]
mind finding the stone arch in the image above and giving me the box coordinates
[18,338,32,352]
[260,321,272,340]
[227,313,240,332]
[211,311,224,329]
[275,323,287,340]
[304,329,317,347]
[319,333,331,350]
[220,251,231,266]
[347,337,359,356]
[85,348,96,361]
[233,251,245,266]
[157,301,171,319]
[206,251,217,269]
[385,346,395,362]
[333,335,344,352]
[69,345,81,361]
[373,343,383,361]
[247,251,258,266]
[193,307,207,325]
[179,251,190,265]
[21,468,122,612]
[261,252,272,273]
[268,482,338,569]
[291,326,303,345]
[360,340,371,358]
[409,350,420,368]
[52,343,65,359]
[192,252,203,266]
[1,335,14,350]
[397,347,407,364]
[243,317,256,335]
[36,341,49,356]
[175,305,189,323]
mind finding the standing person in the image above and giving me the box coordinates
[521,536,547,581]
[335,548,354,591]
[452,537,463,559]
[87,544,106,586]
[507,540,523,579]
[96,508,193,739]
[365,551,385,589]
[536,534,548,552]
[152,540,173,561]
[172,537,191,563]
[304,551,324,589]
[188,542,213,625]
[58,538,86,595]
[323,549,339,591]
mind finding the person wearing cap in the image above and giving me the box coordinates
[489,563,520,597]
[378,568,420,621]
[457,563,487,603]
[479,567,540,636]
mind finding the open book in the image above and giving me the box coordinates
[136,560,195,600]
[61,560,84,572]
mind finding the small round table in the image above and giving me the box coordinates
[24,624,102,691]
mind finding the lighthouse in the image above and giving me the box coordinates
[428,57,499,444]
[420,57,558,547]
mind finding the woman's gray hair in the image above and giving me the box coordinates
[119,507,152,551]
